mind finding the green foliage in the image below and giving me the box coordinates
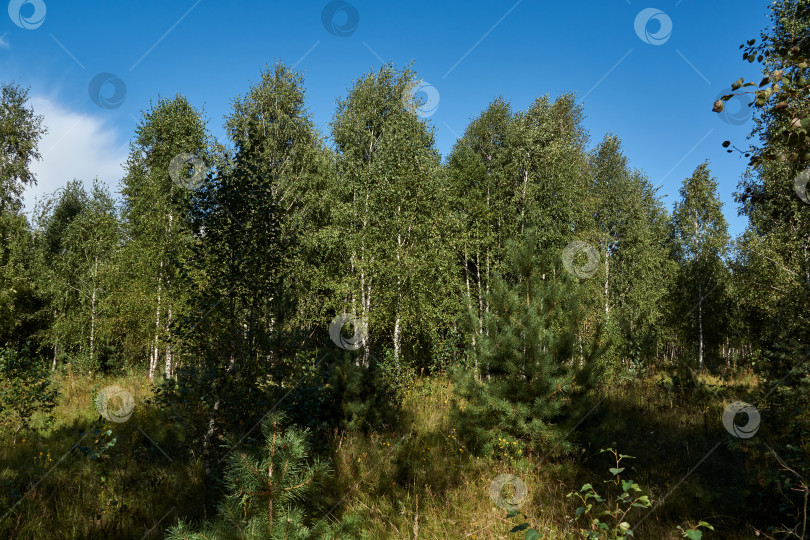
[331,63,460,368]
[714,0,809,167]
[668,162,731,372]
[446,97,515,337]
[566,449,652,539]
[0,82,46,212]
[675,521,714,539]
[589,134,673,380]
[713,0,809,384]
[283,349,401,435]
[33,180,120,373]
[505,448,714,538]
[323,350,401,432]
[118,94,211,379]
[166,413,363,539]
[0,345,58,443]
[452,228,597,459]
[2,34,807,536]
[0,210,46,349]
[0,82,48,350]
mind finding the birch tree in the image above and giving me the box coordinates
[671,162,731,372]
[0,82,45,213]
[35,180,119,372]
[119,95,209,379]
[590,134,672,372]
[331,64,455,365]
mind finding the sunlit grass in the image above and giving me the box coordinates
[0,366,768,538]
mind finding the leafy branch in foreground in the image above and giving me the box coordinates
[566,448,651,539]
[712,0,809,167]
[506,448,713,539]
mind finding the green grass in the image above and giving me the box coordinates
[0,365,775,538]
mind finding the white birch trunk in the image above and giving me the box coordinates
[150,259,163,381]
[464,247,475,348]
[165,304,172,379]
[604,247,610,316]
[393,227,403,367]
[90,258,98,367]
[165,209,173,379]
[698,280,704,372]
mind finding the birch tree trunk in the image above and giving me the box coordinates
[698,279,704,372]
[90,258,98,368]
[165,208,173,379]
[165,304,173,379]
[604,246,610,316]
[476,249,483,335]
[393,228,403,367]
[150,259,163,381]
[464,246,475,348]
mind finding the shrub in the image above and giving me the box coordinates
[166,413,364,539]
[0,344,58,443]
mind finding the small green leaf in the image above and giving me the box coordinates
[683,531,703,540]
[609,467,625,476]
[525,530,542,540]
[632,495,651,508]
[510,523,530,532]
[622,479,633,492]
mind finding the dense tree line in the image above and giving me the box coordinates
[1,0,808,533]
[1,64,742,383]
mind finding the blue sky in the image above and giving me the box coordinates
[1,0,767,237]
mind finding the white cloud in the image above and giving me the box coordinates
[24,97,128,214]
